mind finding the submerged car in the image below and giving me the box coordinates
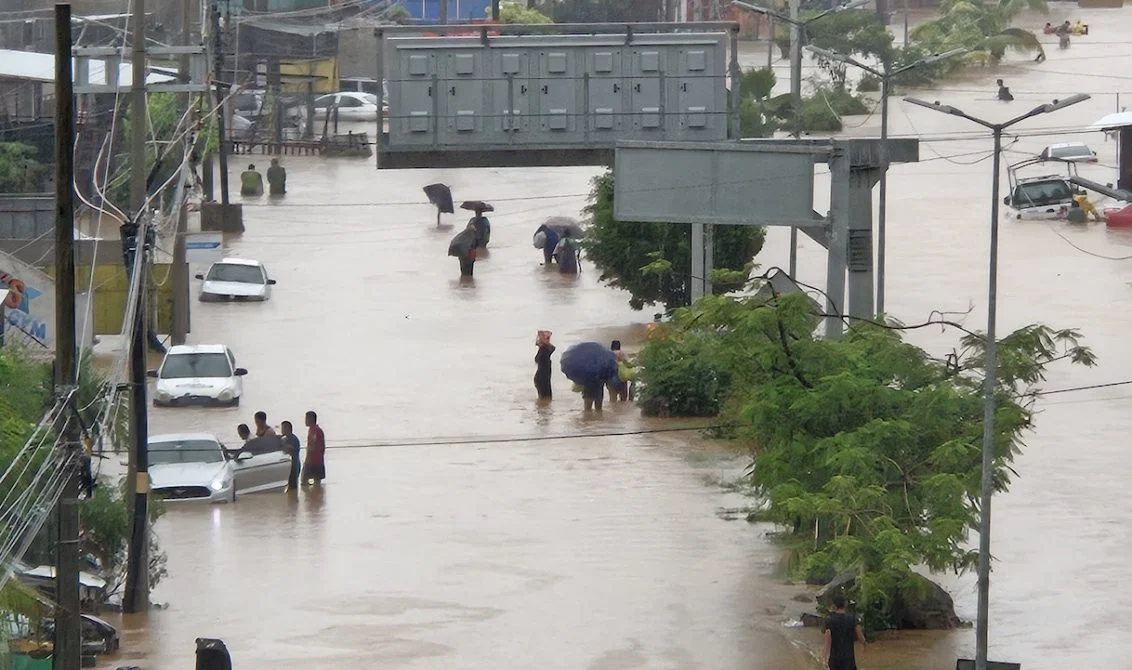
[148,433,292,503]
[312,92,381,121]
[1039,142,1098,163]
[42,614,120,655]
[149,344,247,407]
[196,258,275,302]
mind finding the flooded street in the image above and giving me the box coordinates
[99,7,1131,668]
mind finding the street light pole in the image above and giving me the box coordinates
[904,92,1090,670]
[730,0,868,278]
[805,46,965,315]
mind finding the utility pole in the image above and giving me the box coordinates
[52,6,81,670]
[123,0,151,615]
[211,3,231,205]
[439,0,448,26]
[787,0,801,277]
[171,0,193,346]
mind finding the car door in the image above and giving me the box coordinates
[259,264,271,300]
[337,95,365,120]
[239,435,290,492]
[225,347,243,398]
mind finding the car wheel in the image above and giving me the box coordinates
[230,396,240,407]
[230,486,237,503]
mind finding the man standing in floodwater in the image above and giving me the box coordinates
[302,410,326,486]
[254,410,276,437]
[280,420,301,492]
[266,158,286,195]
[823,592,866,670]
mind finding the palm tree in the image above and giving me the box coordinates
[911,0,1047,63]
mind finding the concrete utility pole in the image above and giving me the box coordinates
[52,5,81,670]
[211,3,231,205]
[171,0,193,346]
[123,0,151,615]
[906,92,1090,670]
[439,0,448,25]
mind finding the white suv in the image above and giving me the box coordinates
[149,344,247,407]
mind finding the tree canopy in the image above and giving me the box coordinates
[635,291,1094,629]
[496,2,553,23]
[0,142,47,194]
[582,171,765,311]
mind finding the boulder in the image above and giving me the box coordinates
[800,612,823,628]
[815,571,960,630]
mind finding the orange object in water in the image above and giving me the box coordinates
[1105,204,1132,228]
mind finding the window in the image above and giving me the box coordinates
[314,96,333,109]
[206,263,264,284]
[1013,180,1073,208]
[149,439,225,465]
[362,94,378,106]
[338,96,363,108]
[159,353,232,379]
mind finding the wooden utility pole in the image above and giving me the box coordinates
[52,5,81,670]
[123,0,151,615]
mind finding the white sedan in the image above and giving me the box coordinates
[147,433,293,503]
[312,92,381,122]
[149,344,247,407]
[195,258,275,302]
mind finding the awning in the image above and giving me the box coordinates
[1090,112,1132,131]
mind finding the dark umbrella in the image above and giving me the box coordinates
[542,216,584,238]
[424,183,454,227]
[460,200,494,213]
[559,341,618,386]
[448,226,477,257]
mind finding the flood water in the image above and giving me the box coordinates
[93,7,1132,669]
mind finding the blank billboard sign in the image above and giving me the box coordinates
[612,141,819,226]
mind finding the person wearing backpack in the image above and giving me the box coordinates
[554,230,580,274]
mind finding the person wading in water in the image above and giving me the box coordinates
[534,330,555,399]
[823,592,866,670]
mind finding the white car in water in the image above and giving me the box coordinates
[312,92,381,121]
[149,344,247,407]
[196,258,275,302]
[148,433,292,503]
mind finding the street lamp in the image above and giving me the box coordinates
[904,92,1090,670]
[806,45,966,315]
[730,0,868,277]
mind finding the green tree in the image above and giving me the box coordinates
[495,2,553,23]
[81,476,167,596]
[637,291,1094,629]
[911,0,1047,63]
[0,142,48,194]
[582,171,765,311]
[104,92,186,210]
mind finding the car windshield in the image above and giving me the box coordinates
[207,263,262,284]
[1051,145,1090,158]
[160,353,231,379]
[1013,179,1074,207]
[149,439,225,465]
[362,94,378,105]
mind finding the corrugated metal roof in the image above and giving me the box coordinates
[0,48,175,86]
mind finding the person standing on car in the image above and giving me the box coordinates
[254,411,276,437]
[280,420,302,492]
[823,592,866,670]
[302,410,326,486]
[237,424,251,443]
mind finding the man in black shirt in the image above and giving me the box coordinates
[823,593,866,670]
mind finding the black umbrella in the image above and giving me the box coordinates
[423,183,454,227]
[461,200,494,213]
[560,342,619,386]
[542,216,584,238]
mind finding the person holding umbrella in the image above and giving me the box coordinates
[448,222,479,277]
[462,200,493,249]
[560,341,619,412]
[424,183,455,227]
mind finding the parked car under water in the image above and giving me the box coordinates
[147,433,292,503]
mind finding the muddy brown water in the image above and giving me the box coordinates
[87,8,1132,668]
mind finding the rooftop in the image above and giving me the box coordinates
[0,48,175,86]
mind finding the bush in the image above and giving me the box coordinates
[856,73,881,93]
[636,331,733,417]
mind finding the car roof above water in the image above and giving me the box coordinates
[148,432,220,444]
[165,344,230,355]
[211,258,261,267]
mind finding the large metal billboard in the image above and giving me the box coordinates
[612,141,821,226]
[378,25,735,168]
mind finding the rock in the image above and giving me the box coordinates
[792,593,814,603]
[800,612,823,628]
[815,571,960,630]
[764,604,786,616]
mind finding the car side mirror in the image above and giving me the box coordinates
[234,368,248,376]
[194,273,204,280]
[237,451,254,461]
[267,279,276,285]
[1003,196,1011,205]
[146,370,158,378]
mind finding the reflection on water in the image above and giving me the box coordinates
[88,8,1132,669]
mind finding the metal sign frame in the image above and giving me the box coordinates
[73,46,209,94]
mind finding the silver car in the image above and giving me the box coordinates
[148,433,292,503]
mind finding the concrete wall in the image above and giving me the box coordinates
[44,263,173,335]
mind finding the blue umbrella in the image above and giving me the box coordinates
[560,341,618,386]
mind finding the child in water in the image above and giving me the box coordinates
[534,330,555,399]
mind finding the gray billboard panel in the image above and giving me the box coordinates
[612,142,820,226]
